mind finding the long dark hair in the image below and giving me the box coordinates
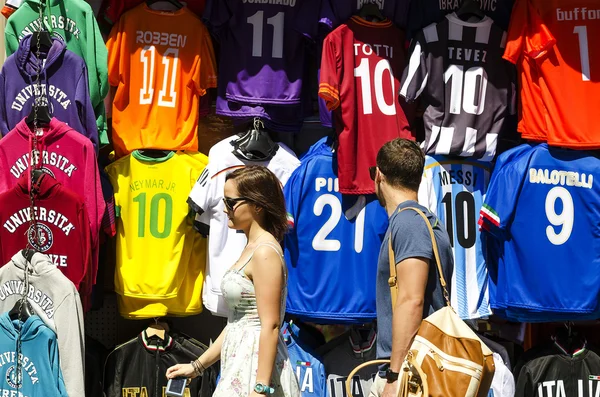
[226,166,288,242]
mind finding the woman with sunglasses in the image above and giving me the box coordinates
[166,166,300,397]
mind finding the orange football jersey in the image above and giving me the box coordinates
[107,4,217,157]
[504,0,600,148]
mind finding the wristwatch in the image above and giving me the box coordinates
[254,383,275,395]
[386,368,400,383]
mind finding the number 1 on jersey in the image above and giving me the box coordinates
[574,26,591,82]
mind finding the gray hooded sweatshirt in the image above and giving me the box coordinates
[0,251,84,397]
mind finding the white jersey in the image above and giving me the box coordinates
[418,155,492,320]
[188,135,300,316]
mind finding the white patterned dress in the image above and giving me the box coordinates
[213,242,300,397]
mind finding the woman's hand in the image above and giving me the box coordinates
[166,363,197,379]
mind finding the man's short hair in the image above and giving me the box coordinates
[376,138,425,191]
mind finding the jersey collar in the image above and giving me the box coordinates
[140,330,174,352]
[132,150,175,163]
[349,327,377,357]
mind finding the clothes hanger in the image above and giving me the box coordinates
[357,3,385,22]
[456,0,485,22]
[146,318,169,340]
[30,31,52,53]
[231,118,279,162]
[146,0,183,9]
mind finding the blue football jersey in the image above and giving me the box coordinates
[284,138,388,323]
[480,144,600,321]
[418,155,492,320]
[282,323,327,397]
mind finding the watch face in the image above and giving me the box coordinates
[254,384,265,393]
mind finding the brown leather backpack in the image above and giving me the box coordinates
[346,207,495,397]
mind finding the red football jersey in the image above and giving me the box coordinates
[504,0,600,148]
[319,17,414,195]
[103,0,206,24]
[0,174,92,296]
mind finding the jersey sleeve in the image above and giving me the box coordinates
[283,168,302,269]
[503,0,556,64]
[318,32,342,111]
[478,159,525,237]
[400,30,430,103]
[187,161,217,217]
[106,23,123,88]
[197,24,218,95]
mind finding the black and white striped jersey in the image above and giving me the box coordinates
[400,14,516,161]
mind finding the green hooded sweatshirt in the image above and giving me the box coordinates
[5,0,109,145]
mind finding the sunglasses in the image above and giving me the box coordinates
[369,166,378,181]
[223,197,251,212]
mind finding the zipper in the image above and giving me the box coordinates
[154,343,160,397]
[426,350,482,379]
[412,336,483,377]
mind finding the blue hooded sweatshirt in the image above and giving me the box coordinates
[0,35,99,151]
[0,313,67,397]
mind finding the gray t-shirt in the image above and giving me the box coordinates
[376,200,454,360]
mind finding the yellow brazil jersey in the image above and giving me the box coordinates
[106,150,208,318]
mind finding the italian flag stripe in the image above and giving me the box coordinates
[590,375,600,381]
[481,205,500,227]
[287,213,295,227]
[296,361,311,367]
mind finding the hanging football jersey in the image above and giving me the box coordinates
[204,0,321,106]
[418,155,492,320]
[107,4,217,157]
[320,0,412,29]
[188,135,300,317]
[480,144,600,322]
[400,13,516,162]
[106,150,208,308]
[319,16,414,194]
[504,0,600,149]
[284,138,388,323]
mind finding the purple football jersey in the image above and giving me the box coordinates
[320,0,411,29]
[204,0,321,106]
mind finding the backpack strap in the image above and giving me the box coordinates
[388,207,451,309]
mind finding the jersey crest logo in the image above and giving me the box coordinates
[27,223,53,252]
[6,365,22,389]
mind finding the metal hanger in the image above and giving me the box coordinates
[357,3,385,22]
[232,118,279,162]
[456,0,485,22]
